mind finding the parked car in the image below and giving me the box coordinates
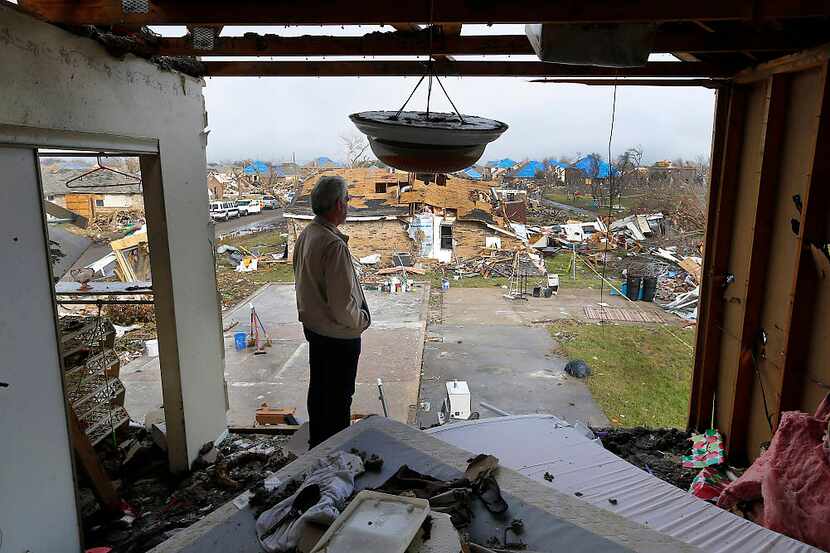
[237,199,262,216]
[262,195,278,209]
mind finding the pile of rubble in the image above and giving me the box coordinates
[86,209,146,237]
[81,427,293,553]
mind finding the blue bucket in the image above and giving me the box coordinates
[234,331,247,351]
[441,279,450,291]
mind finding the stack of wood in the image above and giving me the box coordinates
[87,209,145,234]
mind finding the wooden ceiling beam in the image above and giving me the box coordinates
[18,0,830,26]
[201,60,734,78]
[150,31,824,57]
[530,78,725,88]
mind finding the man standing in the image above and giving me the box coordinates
[293,175,371,448]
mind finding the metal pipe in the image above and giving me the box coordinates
[377,378,389,417]
[479,402,512,417]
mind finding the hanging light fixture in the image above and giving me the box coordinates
[350,29,508,173]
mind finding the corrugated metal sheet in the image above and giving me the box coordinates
[428,415,820,553]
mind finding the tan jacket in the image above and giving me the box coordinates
[293,217,371,339]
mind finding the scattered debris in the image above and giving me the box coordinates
[593,427,699,491]
[81,428,291,553]
[564,359,591,378]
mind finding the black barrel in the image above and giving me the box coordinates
[626,275,642,301]
[641,276,658,302]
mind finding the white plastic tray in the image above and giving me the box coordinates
[311,490,430,553]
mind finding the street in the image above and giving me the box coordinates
[215,208,284,237]
[52,208,284,279]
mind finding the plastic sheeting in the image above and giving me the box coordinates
[429,415,821,553]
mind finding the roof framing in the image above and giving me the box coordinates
[201,60,733,78]
[18,0,830,25]
[150,30,827,58]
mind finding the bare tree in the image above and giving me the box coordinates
[586,153,605,205]
[613,146,645,207]
[340,132,371,168]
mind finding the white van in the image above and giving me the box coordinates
[262,195,277,209]
[209,200,240,221]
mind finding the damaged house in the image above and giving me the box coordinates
[42,167,143,220]
[285,168,525,263]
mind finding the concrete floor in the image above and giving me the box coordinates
[121,283,428,426]
[417,286,668,428]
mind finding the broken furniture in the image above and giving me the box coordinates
[59,315,130,445]
[110,229,151,282]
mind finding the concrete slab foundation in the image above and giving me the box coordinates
[419,287,619,428]
[122,283,428,426]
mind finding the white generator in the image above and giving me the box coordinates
[441,380,472,422]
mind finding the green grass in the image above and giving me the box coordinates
[544,191,599,211]
[544,190,639,213]
[549,320,695,428]
[544,254,606,289]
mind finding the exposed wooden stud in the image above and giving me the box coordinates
[728,74,790,459]
[688,85,748,432]
[148,31,823,58]
[201,60,734,78]
[17,0,830,25]
[778,62,830,415]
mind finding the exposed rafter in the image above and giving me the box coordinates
[140,30,826,58]
[530,78,725,88]
[17,0,830,26]
[201,60,734,78]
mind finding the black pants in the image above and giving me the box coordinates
[304,327,361,448]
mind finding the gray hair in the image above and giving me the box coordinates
[311,175,348,215]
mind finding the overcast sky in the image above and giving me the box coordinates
[153,25,717,165]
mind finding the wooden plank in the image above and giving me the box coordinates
[228,425,300,435]
[149,30,823,58]
[202,60,734,78]
[18,0,830,26]
[67,409,120,514]
[778,63,830,415]
[688,85,747,432]
[531,79,725,88]
[728,74,790,458]
[735,42,830,83]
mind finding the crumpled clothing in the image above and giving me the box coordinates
[256,451,364,553]
[717,394,830,551]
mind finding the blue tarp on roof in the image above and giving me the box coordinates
[571,156,617,178]
[312,156,340,167]
[514,160,545,178]
[243,160,269,175]
[461,167,482,180]
[547,160,568,169]
[494,158,517,169]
